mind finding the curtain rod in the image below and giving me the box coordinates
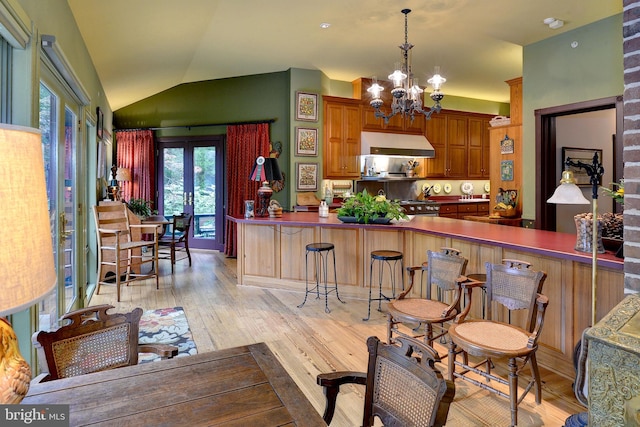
[116,118,277,132]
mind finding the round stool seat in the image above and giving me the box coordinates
[371,250,403,261]
[306,242,335,252]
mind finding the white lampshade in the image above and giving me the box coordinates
[0,124,56,316]
[115,167,131,182]
[547,170,590,205]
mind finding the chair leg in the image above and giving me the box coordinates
[447,341,456,381]
[530,353,542,404]
[171,243,176,274]
[185,241,192,266]
[508,357,519,427]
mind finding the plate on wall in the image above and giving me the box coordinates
[432,183,442,194]
[461,182,474,195]
[443,183,452,194]
[484,182,491,193]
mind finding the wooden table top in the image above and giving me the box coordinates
[23,342,326,427]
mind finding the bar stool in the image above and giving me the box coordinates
[298,242,345,313]
[364,250,404,321]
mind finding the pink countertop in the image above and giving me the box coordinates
[229,212,623,270]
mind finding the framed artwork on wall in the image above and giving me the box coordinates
[295,127,318,156]
[562,147,603,186]
[501,160,514,181]
[296,162,318,191]
[296,92,318,122]
[500,134,514,154]
[96,106,104,140]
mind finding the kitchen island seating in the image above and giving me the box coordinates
[298,242,345,313]
[317,335,455,426]
[387,248,469,351]
[31,305,177,382]
[364,250,404,321]
[447,261,548,427]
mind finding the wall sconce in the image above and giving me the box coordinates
[249,156,283,217]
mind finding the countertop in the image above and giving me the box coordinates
[229,212,622,270]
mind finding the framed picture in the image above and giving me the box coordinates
[296,92,318,122]
[295,127,318,156]
[96,106,104,140]
[562,147,602,186]
[500,134,514,154]
[296,162,318,191]
[501,160,514,181]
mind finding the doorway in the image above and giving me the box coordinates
[157,136,225,251]
[535,96,623,231]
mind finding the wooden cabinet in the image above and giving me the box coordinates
[439,201,490,219]
[352,78,425,135]
[424,110,493,179]
[438,204,458,218]
[467,116,491,178]
[323,96,361,179]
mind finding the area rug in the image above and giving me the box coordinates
[138,306,197,363]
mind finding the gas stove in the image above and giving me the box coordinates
[399,200,441,216]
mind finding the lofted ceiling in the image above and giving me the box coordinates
[67,0,622,111]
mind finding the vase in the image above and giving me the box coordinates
[574,214,605,254]
[406,170,415,178]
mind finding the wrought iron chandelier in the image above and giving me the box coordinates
[368,9,446,123]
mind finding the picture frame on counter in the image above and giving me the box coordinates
[295,162,318,191]
[562,147,602,186]
[295,127,318,156]
[295,92,318,122]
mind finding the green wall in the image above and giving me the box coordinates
[522,14,623,219]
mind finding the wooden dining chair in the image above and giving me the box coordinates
[317,336,455,427]
[447,262,548,426]
[31,305,177,382]
[93,203,160,301]
[158,213,193,274]
[387,247,469,352]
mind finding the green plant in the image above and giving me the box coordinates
[336,190,407,223]
[600,179,624,205]
[126,198,154,218]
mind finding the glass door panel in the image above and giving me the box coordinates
[63,106,77,311]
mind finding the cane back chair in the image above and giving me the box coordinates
[158,213,193,273]
[317,336,455,427]
[447,261,548,426]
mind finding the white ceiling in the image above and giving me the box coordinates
[67,0,622,111]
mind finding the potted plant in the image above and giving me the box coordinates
[336,190,407,224]
[126,198,154,219]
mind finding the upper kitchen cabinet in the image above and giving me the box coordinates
[424,110,493,179]
[352,78,425,135]
[323,96,361,179]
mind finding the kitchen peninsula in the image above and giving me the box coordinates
[229,213,623,379]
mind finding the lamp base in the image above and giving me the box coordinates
[256,182,273,217]
[0,318,31,404]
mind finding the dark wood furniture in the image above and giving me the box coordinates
[31,305,177,382]
[317,336,454,426]
[387,248,469,352]
[323,96,361,179]
[24,342,325,427]
[93,203,160,301]
[158,213,193,273]
[447,262,549,426]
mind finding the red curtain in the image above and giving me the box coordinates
[114,130,155,205]
[224,123,270,257]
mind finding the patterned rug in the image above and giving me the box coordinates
[138,306,197,363]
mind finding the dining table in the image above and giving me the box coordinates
[23,342,327,427]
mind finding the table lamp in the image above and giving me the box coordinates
[547,152,604,326]
[249,156,283,217]
[0,124,56,403]
[115,167,131,200]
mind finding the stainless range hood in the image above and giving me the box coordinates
[360,131,435,158]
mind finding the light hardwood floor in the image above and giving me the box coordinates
[90,249,584,426]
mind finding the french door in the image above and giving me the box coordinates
[38,78,82,330]
[157,136,225,251]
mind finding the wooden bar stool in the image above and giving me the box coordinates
[298,242,345,313]
[364,250,404,321]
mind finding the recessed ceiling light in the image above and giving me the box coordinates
[320,22,331,29]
